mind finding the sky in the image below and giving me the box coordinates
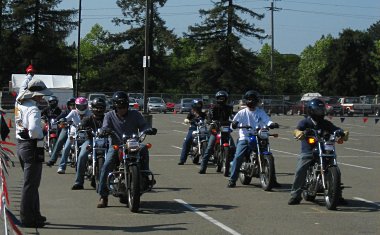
[59,0,380,55]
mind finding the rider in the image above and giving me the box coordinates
[71,97,106,190]
[228,90,280,188]
[288,98,348,205]
[41,96,62,121]
[97,91,156,208]
[199,90,234,174]
[46,97,91,173]
[178,100,206,165]
[46,98,76,166]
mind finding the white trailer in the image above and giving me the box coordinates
[11,74,74,110]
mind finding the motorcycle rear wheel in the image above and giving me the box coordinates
[324,166,341,210]
[302,167,317,201]
[127,165,141,213]
[260,154,275,191]
[239,160,252,185]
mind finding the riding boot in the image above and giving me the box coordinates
[97,197,108,208]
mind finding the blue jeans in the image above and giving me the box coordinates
[229,140,250,182]
[74,140,91,186]
[58,137,73,170]
[290,153,313,199]
[49,127,68,163]
[200,134,216,169]
[98,144,150,198]
[179,127,196,163]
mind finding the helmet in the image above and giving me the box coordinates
[112,91,129,108]
[244,90,260,109]
[75,97,88,114]
[307,98,326,120]
[192,99,203,111]
[26,64,35,74]
[66,98,76,109]
[215,90,228,105]
[91,97,106,116]
[48,96,58,109]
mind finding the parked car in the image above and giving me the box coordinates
[148,97,166,113]
[260,99,291,115]
[324,97,343,116]
[129,97,139,111]
[232,99,247,113]
[128,93,144,110]
[174,98,194,113]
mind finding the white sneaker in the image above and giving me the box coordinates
[57,168,65,174]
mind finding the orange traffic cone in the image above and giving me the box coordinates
[173,109,177,115]
[8,118,13,128]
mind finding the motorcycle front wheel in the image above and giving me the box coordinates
[215,145,223,172]
[49,138,57,155]
[127,165,141,213]
[221,147,230,177]
[324,166,341,210]
[95,157,105,191]
[260,154,275,191]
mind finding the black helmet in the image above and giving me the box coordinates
[91,97,106,116]
[244,90,260,108]
[307,98,326,120]
[66,98,76,110]
[48,96,58,108]
[215,90,228,105]
[192,99,203,111]
[112,91,129,108]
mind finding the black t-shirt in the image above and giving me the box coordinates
[297,116,342,154]
[187,111,206,127]
[207,104,233,126]
[41,106,62,120]
[79,115,104,137]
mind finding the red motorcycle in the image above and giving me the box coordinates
[43,118,58,156]
[210,121,235,177]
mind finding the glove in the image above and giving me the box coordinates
[269,123,279,129]
[342,130,349,141]
[231,121,239,129]
[145,128,157,135]
[184,119,190,124]
[294,129,304,140]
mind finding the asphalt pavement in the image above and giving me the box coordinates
[1,112,379,235]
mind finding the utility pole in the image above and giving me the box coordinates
[143,0,151,114]
[75,0,82,97]
[266,1,281,92]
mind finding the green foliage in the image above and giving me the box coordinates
[298,35,333,93]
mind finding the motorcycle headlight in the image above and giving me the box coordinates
[258,129,269,139]
[127,140,140,152]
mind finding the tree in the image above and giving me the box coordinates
[321,29,377,96]
[109,0,178,93]
[298,35,333,93]
[186,0,266,94]
[368,20,380,41]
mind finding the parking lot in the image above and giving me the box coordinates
[2,113,379,234]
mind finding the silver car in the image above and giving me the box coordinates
[148,97,166,113]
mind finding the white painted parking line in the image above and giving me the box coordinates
[171,145,182,150]
[344,147,380,155]
[278,137,291,141]
[353,197,380,207]
[338,162,373,170]
[271,149,298,156]
[172,121,187,125]
[173,130,187,134]
[174,199,242,235]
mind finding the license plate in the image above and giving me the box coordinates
[324,144,334,151]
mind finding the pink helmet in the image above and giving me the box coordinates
[75,97,88,114]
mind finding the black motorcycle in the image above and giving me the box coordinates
[189,120,209,164]
[106,128,157,212]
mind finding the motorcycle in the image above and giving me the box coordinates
[67,123,87,169]
[300,129,345,210]
[85,129,109,189]
[106,128,157,212]
[189,120,209,164]
[237,125,279,191]
[43,118,58,156]
[210,121,235,177]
